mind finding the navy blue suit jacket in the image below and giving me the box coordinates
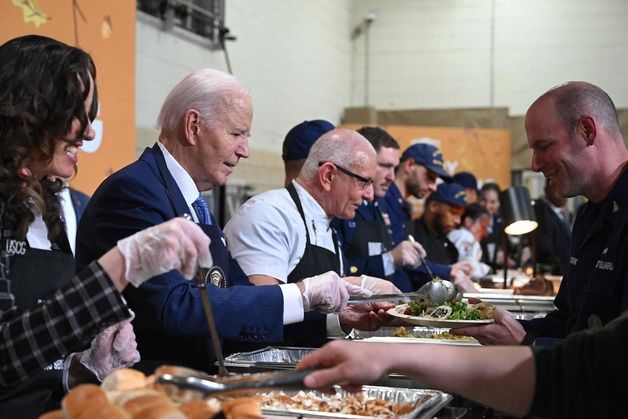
[68,187,90,222]
[75,145,285,370]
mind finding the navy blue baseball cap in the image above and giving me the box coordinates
[453,171,478,190]
[282,120,335,161]
[400,143,451,180]
[430,182,467,207]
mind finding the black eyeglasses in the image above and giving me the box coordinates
[319,161,374,190]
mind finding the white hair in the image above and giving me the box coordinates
[300,129,375,180]
[156,68,249,133]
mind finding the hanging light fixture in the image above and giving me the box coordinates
[499,186,538,288]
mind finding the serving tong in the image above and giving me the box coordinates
[157,369,316,396]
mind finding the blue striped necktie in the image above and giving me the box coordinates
[192,195,211,225]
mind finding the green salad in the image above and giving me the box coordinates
[403,300,492,320]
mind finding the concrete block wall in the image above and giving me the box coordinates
[136,0,352,192]
[136,0,628,193]
[351,0,628,114]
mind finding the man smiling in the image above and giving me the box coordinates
[455,81,628,344]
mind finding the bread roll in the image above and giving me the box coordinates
[75,402,129,419]
[109,388,164,407]
[38,410,63,419]
[179,398,221,419]
[221,397,263,419]
[102,368,148,392]
[122,393,172,416]
[130,404,186,419]
[62,384,109,418]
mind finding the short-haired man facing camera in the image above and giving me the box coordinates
[381,143,473,284]
[76,69,356,372]
[225,129,398,343]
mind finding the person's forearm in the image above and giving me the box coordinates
[390,345,535,415]
[97,248,127,292]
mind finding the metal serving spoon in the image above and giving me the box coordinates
[347,276,458,307]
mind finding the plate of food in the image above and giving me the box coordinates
[387,301,495,328]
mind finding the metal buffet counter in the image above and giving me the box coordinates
[222,344,463,418]
[463,292,555,319]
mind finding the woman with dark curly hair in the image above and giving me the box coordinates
[0,35,212,417]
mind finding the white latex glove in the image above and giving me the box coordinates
[79,318,140,381]
[388,240,427,268]
[117,218,213,287]
[451,260,473,277]
[301,271,353,314]
[451,271,477,294]
[360,275,402,295]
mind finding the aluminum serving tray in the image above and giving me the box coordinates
[261,385,452,419]
[223,346,314,370]
[463,292,555,313]
[349,326,480,346]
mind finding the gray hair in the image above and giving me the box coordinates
[300,129,375,180]
[156,68,249,133]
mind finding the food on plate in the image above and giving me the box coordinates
[392,326,477,341]
[260,390,417,418]
[403,300,495,320]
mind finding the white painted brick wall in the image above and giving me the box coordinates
[135,0,628,189]
[351,0,628,114]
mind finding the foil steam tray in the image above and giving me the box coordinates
[261,385,452,419]
[349,326,454,339]
[348,327,480,346]
[223,346,314,369]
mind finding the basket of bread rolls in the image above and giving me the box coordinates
[39,366,262,419]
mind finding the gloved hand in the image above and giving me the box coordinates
[451,271,477,294]
[360,275,402,295]
[117,218,213,287]
[300,271,354,314]
[78,318,141,381]
[451,260,473,277]
[388,240,427,268]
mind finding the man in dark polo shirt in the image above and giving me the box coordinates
[414,182,467,265]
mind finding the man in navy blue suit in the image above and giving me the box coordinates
[75,69,371,372]
[533,179,572,275]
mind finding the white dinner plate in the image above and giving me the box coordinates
[387,304,495,328]
[360,336,480,346]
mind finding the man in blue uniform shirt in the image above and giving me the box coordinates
[380,142,473,285]
[414,182,467,266]
[455,81,628,344]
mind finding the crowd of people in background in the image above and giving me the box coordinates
[1,33,627,419]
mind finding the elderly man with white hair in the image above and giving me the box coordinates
[76,69,363,371]
[226,129,400,344]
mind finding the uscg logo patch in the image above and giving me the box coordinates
[5,240,26,256]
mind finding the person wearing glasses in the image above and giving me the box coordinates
[225,129,400,343]
[0,35,213,416]
[331,127,427,292]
